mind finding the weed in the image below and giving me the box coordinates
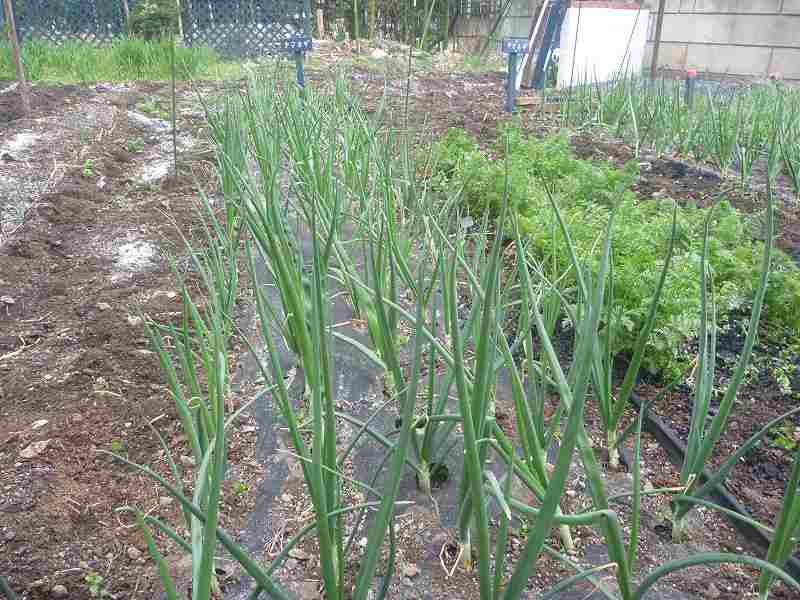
[126,137,146,153]
[137,98,169,120]
[84,571,104,597]
[83,160,93,178]
[770,421,800,452]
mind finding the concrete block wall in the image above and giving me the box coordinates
[643,0,800,81]
[453,0,538,54]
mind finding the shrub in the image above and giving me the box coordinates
[130,0,179,40]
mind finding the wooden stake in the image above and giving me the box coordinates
[175,0,184,41]
[3,0,30,114]
[650,0,666,78]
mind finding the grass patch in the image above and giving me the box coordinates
[0,37,238,82]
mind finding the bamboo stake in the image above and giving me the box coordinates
[650,0,666,78]
[316,7,325,38]
[175,0,184,41]
[2,0,29,115]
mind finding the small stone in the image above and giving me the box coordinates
[402,563,420,578]
[370,48,388,59]
[179,455,195,468]
[73,415,84,423]
[284,558,298,570]
[20,439,51,459]
[281,493,293,504]
[31,419,48,430]
[704,583,721,599]
[97,302,112,311]
[126,546,142,561]
[159,496,173,507]
[4,530,15,541]
[288,547,310,561]
[127,315,143,327]
[51,584,68,598]
[296,581,319,600]
[0,295,15,305]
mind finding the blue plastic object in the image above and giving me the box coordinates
[503,37,530,112]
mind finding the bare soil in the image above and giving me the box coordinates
[0,77,264,599]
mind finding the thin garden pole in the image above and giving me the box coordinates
[121,0,131,32]
[479,0,514,57]
[170,37,178,176]
[650,0,666,78]
[353,0,360,51]
[175,0,184,41]
[443,0,450,49]
[2,0,30,115]
[316,7,325,37]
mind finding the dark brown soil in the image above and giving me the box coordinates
[0,79,262,599]
[0,81,93,125]
[637,314,800,533]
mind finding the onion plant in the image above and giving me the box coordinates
[112,188,245,599]
[759,451,800,599]
[493,191,800,600]
[560,74,800,182]
[110,66,800,600]
[671,186,775,540]
[782,119,800,196]
[592,203,678,469]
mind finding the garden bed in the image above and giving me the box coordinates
[0,78,265,599]
[2,43,800,600]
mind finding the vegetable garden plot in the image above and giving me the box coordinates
[3,44,800,599]
[114,73,800,600]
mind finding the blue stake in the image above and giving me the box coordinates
[503,37,530,113]
[506,51,519,112]
[295,50,305,88]
[286,32,312,89]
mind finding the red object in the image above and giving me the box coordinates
[687,68,698,78]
